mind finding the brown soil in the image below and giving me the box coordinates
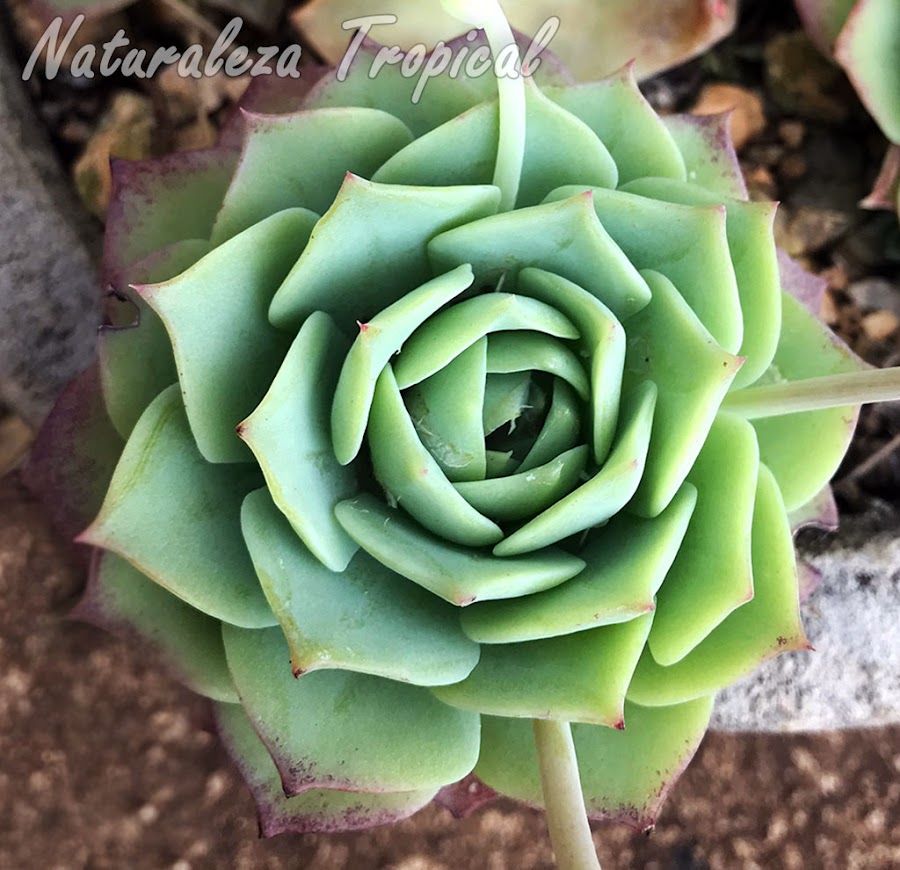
[1,475,898,870]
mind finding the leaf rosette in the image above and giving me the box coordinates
[28,29,876,837]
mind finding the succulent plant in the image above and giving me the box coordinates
[26,1,900,865]
[795,0,900,212]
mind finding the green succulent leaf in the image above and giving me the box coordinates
[546,185,743,354]
[622,177,782,390]
[481,372,533,436]
[239,311,359,572]
[393,292,579,389]
[144,208,318,464]
[751,292,866,511]
[518,267,625,464]
[241,489,480,686]
[373,77,618,205]
[433,612,653,726]
[270,176,500,331]
[428,193,651,321]
[543,67,686,185]
[212,108,414,245]
[404,338,489,482]
[99,239,209,440]
[494,379,657,557]
[332,264,475,465]
[517,380,582,472]
[215,702,438,836]
[475,695,715,828]
[335,494,586,606]
[648,412,760,666]
[462,483,697,644]
[79,553,238,703]
[625,269,744,518]
[368,364,503,546]
[222,624,480,794]
[80,386,275,629]
[627,464,807,706]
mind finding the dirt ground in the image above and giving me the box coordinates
[1,475,898,870]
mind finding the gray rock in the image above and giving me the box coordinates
[847,277,900,316]
[0,28,100,425]
[713,506,900,732]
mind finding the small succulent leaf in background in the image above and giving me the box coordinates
[296,0,737,82]
[27,2,900,846]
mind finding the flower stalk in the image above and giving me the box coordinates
[533,719,602,870]
[723,368,900,419]
[440,0,526,210]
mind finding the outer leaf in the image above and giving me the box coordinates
[475,696,715,830]
[103,149,236,288]
[74,552,238,703]
[373,78,618,205]
[79,386,274,629]
[336,494,585,606]
[625,270,744,518]
[750,292,866,510]
[461,484,697,644]
[269,175,500,330]
[241,488,480,686]
[834,0,900,143]
[627,464,808,706]
[211,108,413,245]
[433,613,654,727]
[143,208,317,464]
[429,193,651,321]
[99,239,209,439]
[222,625,480,794]
[368,365,503,546]
[332,264,474,465]
[493,380,658,557]
[795,0,857,52]
[215,702,437,837]
[662,113,748,200]
[648,413,760,666]
[239,312,358,572]
[622,177,782,390]
[544,65,686,185]
[23,364,123,545]
[546,185,743,354]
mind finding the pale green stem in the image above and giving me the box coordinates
[440,0,526,211]
[723,368,900,419]
[533,719,602,870]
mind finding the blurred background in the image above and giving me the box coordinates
[0,0,898,867]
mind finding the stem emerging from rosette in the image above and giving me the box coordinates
[534,720,603,870]
[723,368,900,418]
[439,0,526,211]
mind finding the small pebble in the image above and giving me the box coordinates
[691,83,766,151]
[861,311,900,342]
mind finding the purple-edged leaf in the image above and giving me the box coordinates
[627,464,808,706]
[144,208,318,464]
[79,385,275,629]
[215,702,437,837]
[789,484,839,534]
[797,560,824,603]
[795,0,857,53]
[434,774,498,820]
[834,0,900,143]
[662,112,748,201]
[475,696,715,831]
[23,364,123,547]
[73,552,238,703]
[777,248,828,316]
[861,144,900,212]
[221,625,480,795]
[99,239,210,439]
[102,149,237,288]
